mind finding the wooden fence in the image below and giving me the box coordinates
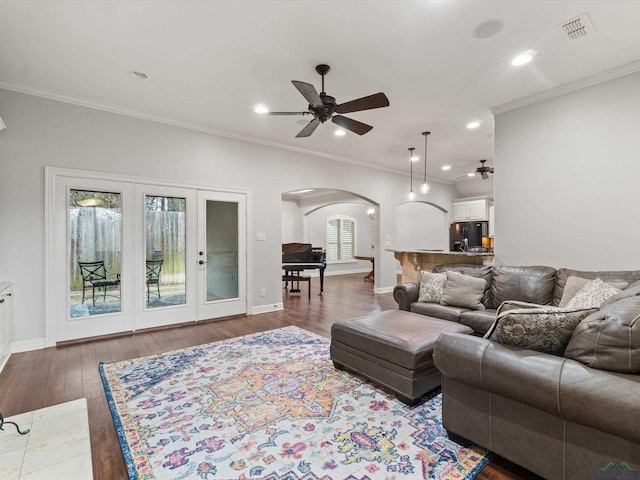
[69,207,186,290]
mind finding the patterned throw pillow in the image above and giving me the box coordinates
[565,278,622,310]
[485,307,597,356]
[418,271,447,303]
[559,276,628,307]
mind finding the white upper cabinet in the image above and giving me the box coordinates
[452,198,492,221]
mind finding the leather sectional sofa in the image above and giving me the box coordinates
[394,264,640,479]
[393,264,640,335]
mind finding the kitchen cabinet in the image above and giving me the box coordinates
[452,198,492,221]
[0,282,12,371]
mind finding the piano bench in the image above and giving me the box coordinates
[282,274,311,300]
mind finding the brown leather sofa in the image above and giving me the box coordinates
[392,264,640,478]
[433,291,640,479]
[393,264,640,335]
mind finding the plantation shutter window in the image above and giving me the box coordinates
[327,216,355,262]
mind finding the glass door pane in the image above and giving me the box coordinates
[144,195,187,309]
[69,189,122,317]
[205,200,238,301]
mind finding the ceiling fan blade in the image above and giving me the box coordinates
[332,115,373,135]
[335,92,389,114]
[265,111,309,116]
[292,81,323,108]
[296,119,321,138]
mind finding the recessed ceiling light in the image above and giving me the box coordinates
[334,129,346,136]
[254,104,269,114]
[472,19,504,39]
[441,165,451,171]
[130,71,149,80]
[467,172,476,177]
[511,50,536,66]
[466,121,481,129]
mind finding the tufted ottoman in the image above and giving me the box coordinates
[330,310,473,405]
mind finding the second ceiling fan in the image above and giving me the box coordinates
[265,64,390,138]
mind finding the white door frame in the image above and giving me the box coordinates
[45,166,252,346]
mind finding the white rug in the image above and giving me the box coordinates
[0,398,93,480]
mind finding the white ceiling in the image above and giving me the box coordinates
[2,1,640,189]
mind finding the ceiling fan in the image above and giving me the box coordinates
[475,159,494,180]
[263,64,390,138]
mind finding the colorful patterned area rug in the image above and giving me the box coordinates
[99,326,491,480]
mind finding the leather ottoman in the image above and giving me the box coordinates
[330,310,473,405]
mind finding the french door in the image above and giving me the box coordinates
[50,172,247,343]
[196,190,247,320]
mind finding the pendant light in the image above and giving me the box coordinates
[421,131,431,194]
[408,147,416,200]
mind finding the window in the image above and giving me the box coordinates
[327,216,355,262]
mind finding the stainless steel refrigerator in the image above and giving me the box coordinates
[450,221,488,251]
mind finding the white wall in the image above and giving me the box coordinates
[0,88,460,347]
[281,199,302,243]
[395,201,448,251]
[494,71,640,270]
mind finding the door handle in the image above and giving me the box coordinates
[199,260,205,265]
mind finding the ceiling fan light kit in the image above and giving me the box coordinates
[264,64,389,137]
[475,159,494,180]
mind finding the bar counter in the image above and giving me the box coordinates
[389,249,494,283]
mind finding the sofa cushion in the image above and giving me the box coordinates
[418,271,447,303]
[488,265,556,309]
[433,264,493,305]
[554,268,640,306]
[485,306,597,356]
[440,271,486,310]
[564,295,640,373]
[559,276,628,307]
[410,302,466,323]
[565,278,622,310]
[459,309,497,335]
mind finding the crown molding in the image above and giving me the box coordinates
[0,81,453,186]
[491,59,640,115]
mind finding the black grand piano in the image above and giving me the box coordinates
[282,243,326,296]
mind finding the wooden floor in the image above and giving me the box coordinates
[0,273,539,480]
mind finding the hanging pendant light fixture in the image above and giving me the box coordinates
[421,131,431,194]
[408,147,416,200]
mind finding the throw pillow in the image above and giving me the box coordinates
[440,271,486,310]
[559,276,629,307]
[418,271,447,303]
[565,278,622,310]
[485,306,597,356]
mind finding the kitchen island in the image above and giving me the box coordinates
[390,250,494,283]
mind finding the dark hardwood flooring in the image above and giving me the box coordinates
[0,273,539,479]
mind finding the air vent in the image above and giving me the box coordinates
[557,13,595,40]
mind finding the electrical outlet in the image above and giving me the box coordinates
[261,288,266,297]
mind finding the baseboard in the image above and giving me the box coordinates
[11,338,47,353]
[251,303,284,315]
[374,285,395,294]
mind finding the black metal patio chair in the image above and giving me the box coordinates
[146,259,163,302]
[78,260,121,307]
